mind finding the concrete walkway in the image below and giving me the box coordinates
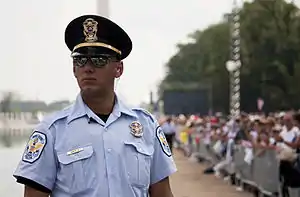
[170,150,251,197]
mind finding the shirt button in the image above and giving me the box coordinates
[107,148,112,152]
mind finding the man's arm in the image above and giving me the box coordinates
[149,177,174,197]
[13,129,57,196]
[149,126,177,194]
[24,185,49,197]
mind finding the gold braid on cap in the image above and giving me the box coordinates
[73,42,121,55]
[72,18,122,55]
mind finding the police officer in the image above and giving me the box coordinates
[13,14,177,197]
[161,117,176,152]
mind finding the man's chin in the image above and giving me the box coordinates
[81,87,101,97]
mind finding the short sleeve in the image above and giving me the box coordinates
[13,126,57,191]
[293,127,300,136]
[150,126,177,185]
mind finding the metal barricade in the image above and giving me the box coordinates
[233,146,255,186]
[197,139,211,161]
[192,139,300,197]
[198,140,222,164]
[252,149,280,195]
[289,188,300,197]
[232,146,280,195]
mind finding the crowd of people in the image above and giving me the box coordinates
[159,111,300,197]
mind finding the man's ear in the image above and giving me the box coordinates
[115,61,123,78]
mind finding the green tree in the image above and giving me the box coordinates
[0,92,15,112]
[159,0,300,113]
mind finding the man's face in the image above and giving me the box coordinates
[284,118,293,129]
[283,114,294,129]
[73,55,123,97]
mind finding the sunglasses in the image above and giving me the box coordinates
[72,55,118,68]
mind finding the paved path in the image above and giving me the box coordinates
[170,150,251,197]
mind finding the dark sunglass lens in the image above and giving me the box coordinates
[73,57,88,67]
[91,57,108,67]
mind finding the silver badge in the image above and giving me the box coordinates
[129,121,143,138]
[83,18,98,42]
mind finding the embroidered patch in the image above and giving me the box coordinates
[156,126,172,157]
[22,131,47,163]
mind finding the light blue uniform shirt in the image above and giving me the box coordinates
[14,95,177,197]
[161,122,176,135]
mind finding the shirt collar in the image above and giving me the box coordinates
[67,94,137,124]
[111,96,137,118]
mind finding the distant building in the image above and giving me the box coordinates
[6,101,48,112]
[47,100,72,112]
[0,100,72,112]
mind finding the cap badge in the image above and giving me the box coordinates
[83,18,98,42]
[129,121,143,138]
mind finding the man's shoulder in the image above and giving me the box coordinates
[39,105,73,130]
[131,107,152,115]
[131,107,156,123]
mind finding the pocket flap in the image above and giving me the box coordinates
[58,145,94,165]
[124,141,153,156]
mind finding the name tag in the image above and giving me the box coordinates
[67,148,84,156]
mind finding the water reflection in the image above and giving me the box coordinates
[1,135,12,147]
[0,134,29,196]
[0,132,30,147]
[0,111,40,196]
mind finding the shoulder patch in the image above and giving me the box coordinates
[22,131,47,163]
[132,108,155,123]
[156,126,172,157]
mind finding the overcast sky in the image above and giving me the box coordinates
[0,0,298,106]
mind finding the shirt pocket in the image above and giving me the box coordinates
[57,145,96,194]
[124,141,153,188]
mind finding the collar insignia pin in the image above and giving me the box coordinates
[129,121,143,138]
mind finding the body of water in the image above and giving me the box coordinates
[0,137,28,196]
[0,113,49,196]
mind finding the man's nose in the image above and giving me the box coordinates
[82,60,95,72]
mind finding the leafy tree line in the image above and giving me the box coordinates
[158,0,300,113]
